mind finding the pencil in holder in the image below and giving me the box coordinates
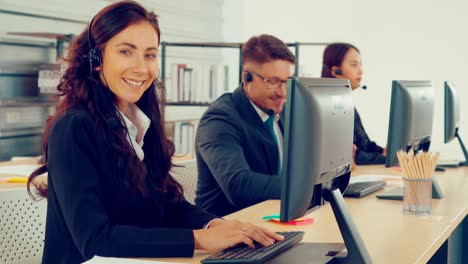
[403,177,432,214]
[396,149,439,215]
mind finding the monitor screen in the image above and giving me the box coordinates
[279,77,371,263]
[280,77,353,222]
[444,81,460,143]
[385,80,434,167]
[443,81,468,166]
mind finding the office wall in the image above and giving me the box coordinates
[0,0,225,121]
[224,0,468,159]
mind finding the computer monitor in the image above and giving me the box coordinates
[281,77,371,263]
[444,81,468,166]
[385,80,434,168]
[378,81,444,200]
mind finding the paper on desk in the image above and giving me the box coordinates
[10,156,38,161]
[350,174,403,188]
[0,165,41,177]
[437,159,461,166]
[82,256,187,264]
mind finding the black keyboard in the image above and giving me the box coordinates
[343,181,386,197]
[201,231,304,264]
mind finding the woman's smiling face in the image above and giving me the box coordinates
[99,21,159,112]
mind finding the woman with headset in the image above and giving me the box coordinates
[28,1,283,263]
[321,43,386,165]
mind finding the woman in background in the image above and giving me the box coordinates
[28,1,283,263]
[322,42,386,165]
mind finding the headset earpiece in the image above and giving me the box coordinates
[245,72,253,82]
[334,69,343,75]
[87,16,102,76]
[88,48,102,74]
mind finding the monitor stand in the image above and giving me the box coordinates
[267,243,345,264]
[376,177,444,200]
[323,188,372,264]
[456,130,468,166]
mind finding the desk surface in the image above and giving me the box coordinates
[0,157,42,190]
[153,165,467,264]
[1,161,467,264]
[0,156,191,190]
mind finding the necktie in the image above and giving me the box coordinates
[265,115,281,175]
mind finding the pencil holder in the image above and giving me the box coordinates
[403,177,432,214]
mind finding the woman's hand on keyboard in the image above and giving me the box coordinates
[193,219,284,251]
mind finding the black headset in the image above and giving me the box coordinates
[87,16,102,76]
[323,64,367,90]
[244,71,253,82]
[323,64,343,76]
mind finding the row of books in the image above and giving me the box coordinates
[165,121,196,158]
[37,64,66,94]
[165,63,230,104]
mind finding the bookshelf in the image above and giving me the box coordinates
[160,41,329,160]
[160,41,329,106]
[6,32,74,61]
[160,42,242,106]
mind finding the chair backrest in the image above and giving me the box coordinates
[0,188,47,264]
[171,161,198,204]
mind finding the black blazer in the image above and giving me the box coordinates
[353,107,386,165]
[43,107,215,264]
[195,86,282,216]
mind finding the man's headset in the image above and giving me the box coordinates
[245,71,253,82]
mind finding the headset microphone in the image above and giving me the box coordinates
[350,79,367,91]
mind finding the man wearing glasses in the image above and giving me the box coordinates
[195,34,295,216]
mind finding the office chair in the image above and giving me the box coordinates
[0,188,47,264]
[171,161,198,204]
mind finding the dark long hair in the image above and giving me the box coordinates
[28,0,183,202]
[321,42,359,78]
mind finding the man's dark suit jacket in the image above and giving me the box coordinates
[354,107,386,165]
[43,107,215,264]
[195,86,282,216]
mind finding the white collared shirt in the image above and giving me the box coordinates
[249,101,283,167]
[119,104,151,161]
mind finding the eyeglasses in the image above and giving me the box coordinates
[247,69,289,90]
